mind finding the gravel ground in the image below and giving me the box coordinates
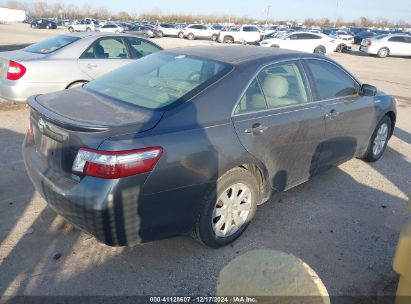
[0,23,410,298]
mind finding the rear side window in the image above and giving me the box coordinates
[235,79,267,114]
[389,36,406,42]
[86,53,231,110]
[306,59,359,100]
[24,35,80,54]
[258,61,309,108]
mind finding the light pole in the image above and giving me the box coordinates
[334,0,340,27]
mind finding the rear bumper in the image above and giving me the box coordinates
[359,45,378,55]
[23,136,210,246]
[0,79,66,103]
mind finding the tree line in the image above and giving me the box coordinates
[1,0,410,28]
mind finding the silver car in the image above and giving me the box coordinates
[0,32,162,102]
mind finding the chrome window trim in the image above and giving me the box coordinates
[231,56,362,118]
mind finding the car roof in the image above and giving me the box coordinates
[60,32,141,39]
[164,45,314,65]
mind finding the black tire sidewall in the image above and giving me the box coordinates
[364,116,391,162]
[195,168,259,248]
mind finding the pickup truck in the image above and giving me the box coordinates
[218,25,264,44]
[68,19,96,32]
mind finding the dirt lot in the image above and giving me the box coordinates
[0,23,411,298]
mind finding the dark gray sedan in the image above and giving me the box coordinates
[23,46,396,248]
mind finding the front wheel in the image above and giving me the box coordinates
[362,116,392,162]
[336,44,345,53]
[68,27,74,32]
[157,30,164,37]
[193,167,259,248]
[178,32,184,39]
[211,34,218,41]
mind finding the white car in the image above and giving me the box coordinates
[360,34,411,58]
[97,24,124,33]
[330,30,355,44]
[156,23,180,37]
[218,25,263,44]
[180,24,219,40]
[259,32,336,55]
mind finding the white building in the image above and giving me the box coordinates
[0,7,26,23]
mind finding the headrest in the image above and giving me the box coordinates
[262,75,289,98]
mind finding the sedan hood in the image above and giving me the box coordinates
[30,87,164,132]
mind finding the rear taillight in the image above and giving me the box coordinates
[7,60,26,80]
[72,147,163,179]
[367,40,372,46]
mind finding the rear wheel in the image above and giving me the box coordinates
[377,47,389,58]
[224,36,234,44]
[86,27,91,32]
[314,46,326,55]
[193,167,259,248]
[68,26,74,32]
[178,31,184,39]
[211,34,218,41]
[270,44,280,48]
[46,25,50,29]
[157,30,164,37]
[336,44,346,53]
[187,33,195,40]
[362,116,391,162]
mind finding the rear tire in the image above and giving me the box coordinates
[178,32,184,39]
[193,167,259,248]
[211,34,218,41]
[157,30,164,37]
[224,36,234,44]
[377,47,389,58]
[270,44,280,48]
[314,46,326,55]
[362,116,392,162]
[187,33,195,40]
[86,27,91,32]
[68,26,74,32]
[336,44,345,53]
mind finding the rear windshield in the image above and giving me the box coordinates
[374,35,388,39]
[24,35,80,54]
[85,52,232,110]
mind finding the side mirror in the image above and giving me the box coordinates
[360,84,377,96]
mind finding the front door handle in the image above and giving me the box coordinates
[325,109,340,120]
[244,123,268,135]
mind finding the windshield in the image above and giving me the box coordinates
[85,52,232,110]
[24,35,80,54]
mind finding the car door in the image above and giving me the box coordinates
[232,60,326,192]
[388,36,410,55]
[404,36,411,55]
[77,37,133,79]
[303,59,377,171]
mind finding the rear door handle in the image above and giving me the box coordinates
[244,123,268,135]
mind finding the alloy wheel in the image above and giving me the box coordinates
[212,183,252,238]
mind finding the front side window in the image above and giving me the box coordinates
[24,35,80,54]
[86,53,231,110]
[127,38,161,58]
[306,59,359,100]
[80,38,130,59]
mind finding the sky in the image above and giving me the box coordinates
[23,0,411,22]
